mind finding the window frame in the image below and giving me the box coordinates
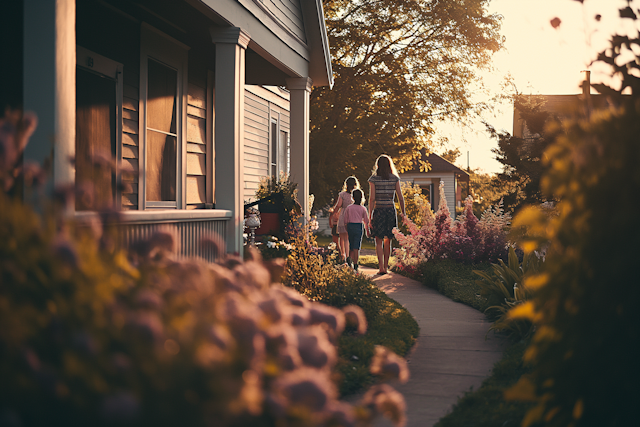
[269,115,290,178]
[75,45,123,210]
[139,23,189,210]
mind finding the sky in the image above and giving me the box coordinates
[436,0,638,174]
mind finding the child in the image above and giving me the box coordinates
[328,207,339,247]
[342,189,370,271]
[331,176,360,263]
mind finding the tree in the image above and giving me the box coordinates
[486,95,559,213]
[310,0,504,207]
[440,148,462,165]
[467,169,507,218]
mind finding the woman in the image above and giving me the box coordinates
[368,155,405,274]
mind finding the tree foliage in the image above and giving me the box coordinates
[439,148,462,165]
[468,169,507,218]
[487,95,559,213]
[505,8,640,426]
[310,0,504,206]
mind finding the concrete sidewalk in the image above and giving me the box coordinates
[358,266,507,427]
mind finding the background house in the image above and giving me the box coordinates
[1,0,332,257]
[513,71,609,139]
[399,153,470,218]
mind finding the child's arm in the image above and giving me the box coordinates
[363,207,371,238]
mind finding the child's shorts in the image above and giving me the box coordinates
[346,223,364,251]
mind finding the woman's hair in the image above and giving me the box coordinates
[352,189,365,205]
[372,154,399,180]
[342,176,361,192]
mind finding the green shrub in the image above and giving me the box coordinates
[504,20,640,426]
[395,181,430,235]
[281,225,419,395]
[473,247,542,340]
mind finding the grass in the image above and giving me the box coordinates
[314,234,377,250]
[394,260,533,426]
[409,260,493,312]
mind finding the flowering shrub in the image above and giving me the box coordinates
[0,111,409,427]
[393,181,510,270]
[259,236,294,260]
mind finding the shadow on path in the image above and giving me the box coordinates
[356,266,507,427]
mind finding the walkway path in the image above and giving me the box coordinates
[358,266,507,427]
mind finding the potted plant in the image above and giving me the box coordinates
[254,172,300,237]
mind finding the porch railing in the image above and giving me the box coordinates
[75,210,232,263]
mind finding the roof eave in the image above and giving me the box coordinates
[301,0,333,88]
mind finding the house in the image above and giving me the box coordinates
[2,0,333,258]
[399,153,469,218]
[513,71,610,139]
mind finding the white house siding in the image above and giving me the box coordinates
[243,86,291,202]
[399,172,457,219]
[256,0,306,43]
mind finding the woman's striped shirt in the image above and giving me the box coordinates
[368,174,399,209]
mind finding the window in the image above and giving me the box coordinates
[146,59,178,202]
[75,46,123,211]
[280,129,289,175]
[140,24,188,209]
[270,118,289,177]
[270,119,278,177]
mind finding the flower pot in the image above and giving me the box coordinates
[255,212,280,235]
[259,200,284,214]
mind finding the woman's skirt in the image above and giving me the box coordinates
[370,207,397,239]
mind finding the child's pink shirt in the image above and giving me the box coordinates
[343,204,370,226]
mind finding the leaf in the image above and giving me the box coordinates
[620,7,637,20]
[508,301,537,321]
[504,376,538,402]
[523,273,548,290]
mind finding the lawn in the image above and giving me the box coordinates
[314,233,377,250]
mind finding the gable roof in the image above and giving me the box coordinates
[402,152,470,177]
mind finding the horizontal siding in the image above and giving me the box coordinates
[244,88,270,203]
[259,0,305,42]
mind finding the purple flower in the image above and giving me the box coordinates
[342,305,367,335]
[272,368,337,412]
[297,326,337,369]
[308,305,345,335]
[370,346,410,383]
[361,384,407,427]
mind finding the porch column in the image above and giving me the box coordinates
[210,27,250,255]
[23,0,76,201]
[285,77,312,219]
